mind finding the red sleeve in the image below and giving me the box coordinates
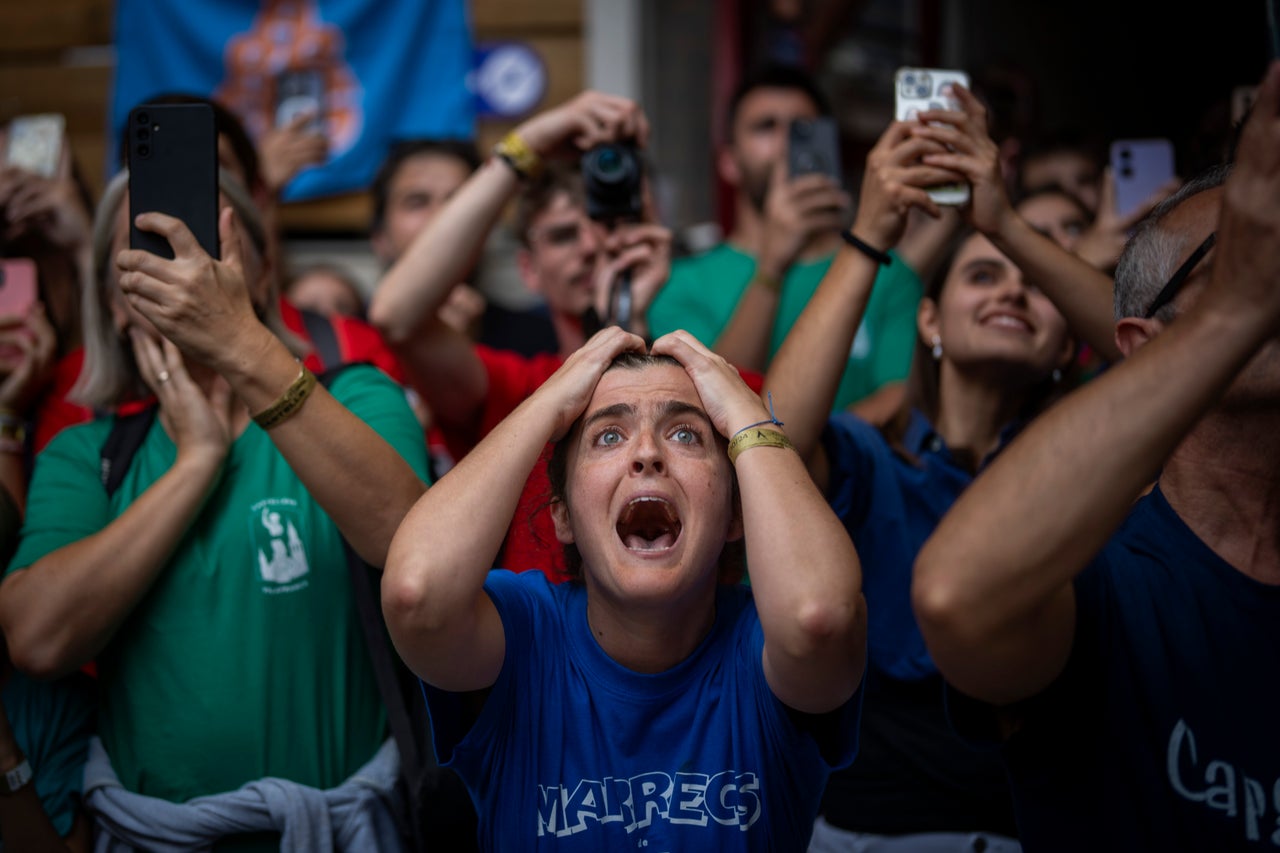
[440,345,563,462]
[33,349,92,454]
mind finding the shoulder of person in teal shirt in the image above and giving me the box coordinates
[648,242,924,411]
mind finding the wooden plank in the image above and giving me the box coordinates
[276,192,372,234]
[472,0,581,31]
[0,0,112,54]
[0,64,112,133]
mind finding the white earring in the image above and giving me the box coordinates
[931,335,943,361]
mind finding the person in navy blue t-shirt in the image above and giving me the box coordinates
[914,62,1280,852]
[382,327,867,851]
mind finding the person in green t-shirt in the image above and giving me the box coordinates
[0,168,429,848]
[648,64,932,422]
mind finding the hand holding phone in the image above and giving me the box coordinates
[895,67,970,205]
[5,114,64,178]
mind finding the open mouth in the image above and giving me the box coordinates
[616,496,683,553]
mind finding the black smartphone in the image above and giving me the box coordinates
[788,117,843,185]
[127,103,219,260]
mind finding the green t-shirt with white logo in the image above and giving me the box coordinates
[647,243,924,411]
[9,366,430,804]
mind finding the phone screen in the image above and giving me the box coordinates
[275,69,326,134]
[6,114,64,178]
[788,117,843,185]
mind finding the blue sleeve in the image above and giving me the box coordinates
[7,671,96,836]
[820,413,881,530]
[423,570,547,768]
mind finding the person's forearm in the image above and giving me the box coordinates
[382,390,557,684]
[914,293,1268,702]
[0,454,222,678]
[736,437,866,713]
[217,333,426,567]
[712,282,781,372]
[765,246,879,460]
[368,158,519,344]
[990,212,1122,362]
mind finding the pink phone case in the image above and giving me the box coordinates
[0,259,37,317]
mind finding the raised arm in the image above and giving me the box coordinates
[382,327,646,692]
[713,165,850,372]
[118,209,426,566]
[912,62,1280,706]
[655,330,866,714]
[368,91,649,430]
[766,122,947,481]
[913,85,1122,362]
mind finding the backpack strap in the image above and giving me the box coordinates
[100,407,158,497]
[299,308,344,371]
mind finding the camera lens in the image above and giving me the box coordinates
[1120,167,1133,179]
[137,144,150,158]
[595,148,622,177]
[136,111,149,125]
[137,127,150,141]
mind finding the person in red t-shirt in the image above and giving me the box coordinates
[369,92,681,581]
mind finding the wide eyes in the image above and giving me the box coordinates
[672,427,698,445]
[597,429,623,447]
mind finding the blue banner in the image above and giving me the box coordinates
[111,0,476,201]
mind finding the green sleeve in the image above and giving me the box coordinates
[865,252,925,389]
[327,366,433,485]
[8,424,111,576]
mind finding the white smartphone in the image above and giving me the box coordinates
[895,67,969,205]
[5,113,65,178]
[1110,139,1175,220]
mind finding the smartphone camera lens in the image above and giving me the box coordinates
[136,127,150,141]
[136,111,149,126]
[137,144,150,158]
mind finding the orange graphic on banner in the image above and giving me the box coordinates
[216,0,362,155]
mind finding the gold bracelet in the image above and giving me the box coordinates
[727,427,795,465]
[252,365,318,430]
[492,130,544,181]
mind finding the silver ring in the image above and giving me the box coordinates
[157,370,171,384]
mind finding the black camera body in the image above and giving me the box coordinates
[581,142,644,223]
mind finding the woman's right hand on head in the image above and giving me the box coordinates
[851,121,953,251]
[514,91,650,159]
[130,328,233,468]
[537,326,646,441]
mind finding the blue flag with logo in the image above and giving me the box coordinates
[111,0,475,201]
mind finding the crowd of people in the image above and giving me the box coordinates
[0,29,1275,853]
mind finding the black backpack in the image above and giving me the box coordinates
[99,319,477,851]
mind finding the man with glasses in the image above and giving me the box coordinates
[911,63,1280,850]
[368,91,674,580]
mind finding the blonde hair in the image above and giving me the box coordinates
[72,169,306,408]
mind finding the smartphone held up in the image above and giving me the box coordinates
[126,103,220,260]
[895,67,970,206]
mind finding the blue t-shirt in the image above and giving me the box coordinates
[821,411,1018,835]
[825,410,1018,681]
[427,570,862,851]
[969,486,1280,851]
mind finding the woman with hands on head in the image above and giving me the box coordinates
[0,169,430,847]
[383,327,866,851]
[767,115,1077,850]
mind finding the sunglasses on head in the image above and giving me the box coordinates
[1143,232,1216,319]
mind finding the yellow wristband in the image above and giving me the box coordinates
[252,366,318,430]
[492,130,544,181]
[727,427,795,465]
[751,270,782,295]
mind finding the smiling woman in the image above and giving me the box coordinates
[382,327,868,851]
